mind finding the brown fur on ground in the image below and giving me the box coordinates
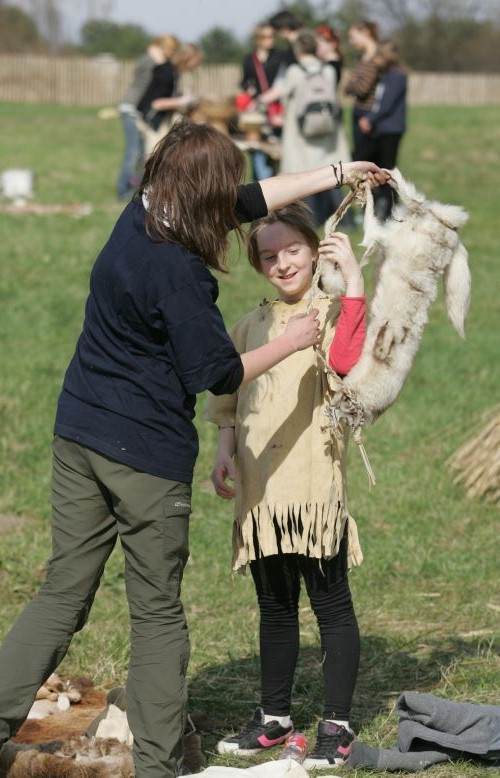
[1,678,205,777]
[1,738,134,777]
[14,677,106,744]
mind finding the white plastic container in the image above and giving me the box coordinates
[0,168,34,200]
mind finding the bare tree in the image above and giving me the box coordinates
[19,0,62,49]
[43,0,62,52]
[371,0,499,24]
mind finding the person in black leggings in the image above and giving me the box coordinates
[209,202,370,769]
[250,533,359,725]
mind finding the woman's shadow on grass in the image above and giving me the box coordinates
[187,633,492,758]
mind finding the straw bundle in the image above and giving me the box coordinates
[448,406,500,503]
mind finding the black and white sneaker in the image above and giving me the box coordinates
[303,720,355,768]
[217,707,294,756]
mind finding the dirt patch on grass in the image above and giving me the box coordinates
[0,513,29,534]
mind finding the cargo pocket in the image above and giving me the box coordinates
[161,484,191,599]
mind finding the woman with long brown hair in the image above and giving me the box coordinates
[357,40,408,218]
[0,119,388,778]
[344,20,380,160]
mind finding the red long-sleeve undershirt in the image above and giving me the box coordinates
[329,296,366,376]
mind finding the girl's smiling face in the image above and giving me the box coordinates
[257,222,316,303]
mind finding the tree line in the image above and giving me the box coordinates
[1,0,499,72]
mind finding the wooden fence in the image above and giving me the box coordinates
[1,55,500,106]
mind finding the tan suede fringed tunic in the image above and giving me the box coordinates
[203,294,363,573]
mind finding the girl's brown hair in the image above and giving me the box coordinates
[350,19,379,41]
[140,119,246,271]
[375,40,406,72]
[247,202,319,274]
[293,29,319,57]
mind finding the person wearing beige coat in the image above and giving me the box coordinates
[205,202,366,768]
[204,294,362,573]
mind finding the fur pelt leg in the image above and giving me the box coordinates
[2,705,204,778]
[325,168,470,432]
[0,737,136,777]
[2,675,205,777]
[1,725,204,778]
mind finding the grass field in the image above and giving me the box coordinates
[0,103,499,777]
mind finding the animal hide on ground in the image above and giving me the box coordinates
[12,676,106,745]
[0,737,135,777]
[27,672,83,720]
[324,168,471,434]
[0,678,204,778]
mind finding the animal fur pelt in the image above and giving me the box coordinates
[322,168,471,435]
[0,678,204,777]
[0,737,135,777]
[12,676,106,745]
[27,672,83,720]
[1,720,203,778]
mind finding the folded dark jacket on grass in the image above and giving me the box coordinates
[348,691,500,772]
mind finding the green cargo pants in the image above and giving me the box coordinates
[0,435,192,778]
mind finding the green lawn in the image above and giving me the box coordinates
[0,103,499,777]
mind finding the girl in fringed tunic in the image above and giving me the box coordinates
[204,202,366,768]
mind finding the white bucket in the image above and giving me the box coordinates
[1,168,34,199]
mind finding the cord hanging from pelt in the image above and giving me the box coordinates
[315,167,471,474]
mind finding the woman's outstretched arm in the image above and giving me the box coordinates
[259,161,390,211]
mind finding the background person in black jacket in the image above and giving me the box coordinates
[269,9,303,67]
[239,24,285,180]
[241,24,283,99]
[116,34,179,201]
[137,42,202,158]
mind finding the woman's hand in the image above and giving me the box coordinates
[151,94,195,112]
[358,116,372,134]
[283,308,321,351]
[343,161,391,187]
[319,233,364,296]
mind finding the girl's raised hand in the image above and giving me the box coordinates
[318,233,364,297]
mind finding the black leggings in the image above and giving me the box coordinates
[249,537,360,720]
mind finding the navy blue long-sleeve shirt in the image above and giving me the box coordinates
[55,184,267,482]
[366,68,407,136]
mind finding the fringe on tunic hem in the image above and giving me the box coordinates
[231,500,363,573]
